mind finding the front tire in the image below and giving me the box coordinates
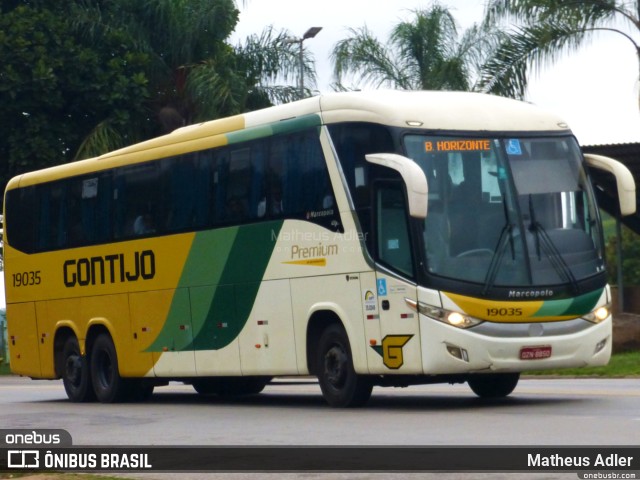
[90,333,130,403]
[468,373,520,398]
[61,336,95,402]
[316,324,372,407]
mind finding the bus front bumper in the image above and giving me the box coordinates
[419,315,612,375]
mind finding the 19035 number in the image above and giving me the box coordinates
[487,307,523,317]
[12,271,42,287]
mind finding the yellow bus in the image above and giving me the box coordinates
[3,91,635,406]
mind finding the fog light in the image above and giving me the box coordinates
[446,345,469,362]
[594,338,607,354]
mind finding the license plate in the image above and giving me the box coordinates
[519,345,552,360]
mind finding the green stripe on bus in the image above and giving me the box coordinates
[226,114,321,145]
[146,221,284,352]
[534,288,603,317]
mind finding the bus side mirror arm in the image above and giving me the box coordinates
[584,153,636,216]
[365,153,428,219]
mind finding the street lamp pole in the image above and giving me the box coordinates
[287,27,322,100]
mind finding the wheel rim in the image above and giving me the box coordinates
[324,344,348,389]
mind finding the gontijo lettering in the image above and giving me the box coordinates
[63,250,155,287]
[425,139,491,152]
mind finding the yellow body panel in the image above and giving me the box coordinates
[4,233,195,377]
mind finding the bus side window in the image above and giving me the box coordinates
[281,130,336,216]
[212,150,228,224]
[193,151,213,228]
[66,180,85,246]
[225,147,251,222]
[5,186,37,253]
[164,155,197,232]
[266,138,287,217]
[375,182,414,277]
[113,162,160,238]
[249,141,266,219]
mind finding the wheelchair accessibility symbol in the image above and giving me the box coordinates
[377,279,387,296]
[506,139,522,155]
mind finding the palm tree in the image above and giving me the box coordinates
[71,0,239,158]
[232,26,318,108]
[72,0,316,159]
[479,0,640,101]
[331,3,496,91]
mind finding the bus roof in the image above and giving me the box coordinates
[6,90,571,189]
[229,90,569,133]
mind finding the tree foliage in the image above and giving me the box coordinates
[331,3,500,91]
[69,0,241,157]
[606,226,640,286]
[0,0,317,190]
[234,26,318,106]
[479,0,640,100]
[0,2,149,187]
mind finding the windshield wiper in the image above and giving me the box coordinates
[482,196,516,296]
[482,222,516,296]
[527,195,579,294]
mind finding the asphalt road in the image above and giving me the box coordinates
[1,375,638,480]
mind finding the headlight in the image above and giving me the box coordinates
[582,304,610,324]
[405,299,483,329]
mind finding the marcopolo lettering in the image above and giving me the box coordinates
[64,250,155,287]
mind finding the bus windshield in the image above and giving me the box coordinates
[404,135,605,289]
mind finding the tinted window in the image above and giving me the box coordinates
[5,126,339,253]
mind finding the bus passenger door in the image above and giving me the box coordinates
[372,182,422,374]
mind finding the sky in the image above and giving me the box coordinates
[230,0,640,146]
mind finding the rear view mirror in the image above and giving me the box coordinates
[365,153,428,218]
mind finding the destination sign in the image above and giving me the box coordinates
[425,139,491,152]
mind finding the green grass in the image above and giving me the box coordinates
[0,361,11,375]
[526,350,640,377]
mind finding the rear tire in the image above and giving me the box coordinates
[61,336,95,402]
[468,373,520,398]
[316,324,372,407]
[90,333,130,403]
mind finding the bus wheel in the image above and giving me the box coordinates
[61,336,95,402]
[316,324,372,407]
[192,379,218,395]
[90,333,129,403]
[467,373,520,398]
